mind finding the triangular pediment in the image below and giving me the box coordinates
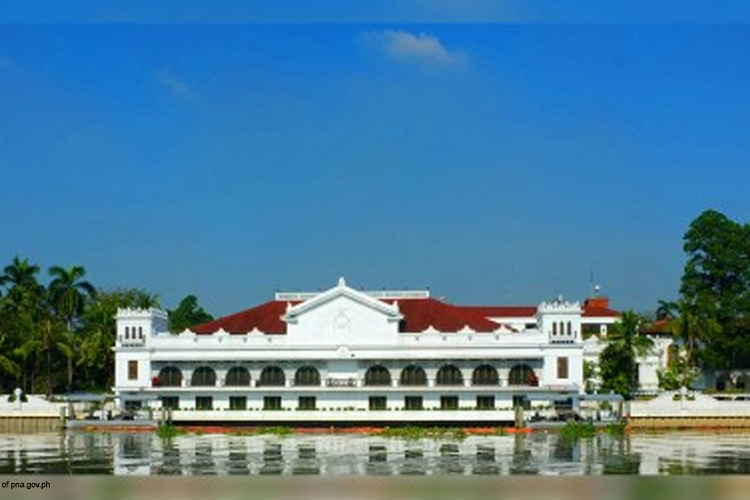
[282,277,402,324]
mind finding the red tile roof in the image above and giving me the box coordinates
[191,300,298,335]
[640,319,671,335]
[467,306,538,318]
[192,297,506,334]
[581,306,620,318]
[384,298,503,333]
[581,296,619,318]
[190,295,620,334]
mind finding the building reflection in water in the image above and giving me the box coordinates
[473,445,499,475]
[23,430,750,476]
[437,443,463,475]
[367,444,391,475]
[292,443,319,475]
[227,437,250,475]
[119,433,150,475]
[260,442,283,475]
[190,439,216,475]
[400,447,425,475]
[509,433,537,474]
[155,439,181,475]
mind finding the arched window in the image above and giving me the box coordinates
[125,326,130,339]
[225,366,251,386]
[508,364,537,386]
[294,366,321,386]
[191,366,217,387]
[567,321,572,335]
[552,323,557,335]
[158,366,182,387]
[400,365,427,386]
[259,366,286,387]
[364,366,391,386]
[436,365,463,386]
[472,365,499,386]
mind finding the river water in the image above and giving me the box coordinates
[1,431,749,476]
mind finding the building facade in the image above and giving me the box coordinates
[113,278,621,424]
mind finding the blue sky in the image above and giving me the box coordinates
[3,0,750,24]
[1,6,749,316]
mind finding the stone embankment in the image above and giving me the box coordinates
[628,390,750,430]
[0,394,65,433]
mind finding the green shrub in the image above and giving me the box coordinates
[379,426,467,440]
[604,421,627,436]
[256,426,293,436]
[560,421,596,439]
[156,424,186,439]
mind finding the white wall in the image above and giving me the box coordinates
[115,351,152,388]
[286,295,400,346]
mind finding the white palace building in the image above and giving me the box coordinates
[113,278,622,425]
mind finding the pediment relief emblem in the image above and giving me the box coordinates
[282,277,402,324]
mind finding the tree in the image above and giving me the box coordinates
[598,310,654,398]
[0,257,45,393]
[0,331,20,380]
[668,298,721,370]
[78,288,160,390]
[48,265,97,392]
[168,295,213,333]
[78,300,116,390]
[656,300,677,321]
[36,313,71,397]
[658,355,695,391]
[0,256,41,289]
[48,265,96,328]
[680,210,750,368]
[583,360,598,394]
[0,256,43,309]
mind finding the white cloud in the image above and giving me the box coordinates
[361,30,467,66]
[154,70,194,100]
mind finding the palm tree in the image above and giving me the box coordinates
[0,256,42,307]
[0,331,20,381]
[48,265,96,393]
[0,257,44,393]
[79,302,115,390]
[36,313,71,397]
[1,256,40,287]
[669,299,721,371]
[11,310,41,393]
[134,291,160,309]
[656,300,677,321]
[600,310,655,397]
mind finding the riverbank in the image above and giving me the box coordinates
[0,395,64,433]
[628,416,750,430]
[627,390,750,429]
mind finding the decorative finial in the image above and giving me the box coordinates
[338,277,346,287]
